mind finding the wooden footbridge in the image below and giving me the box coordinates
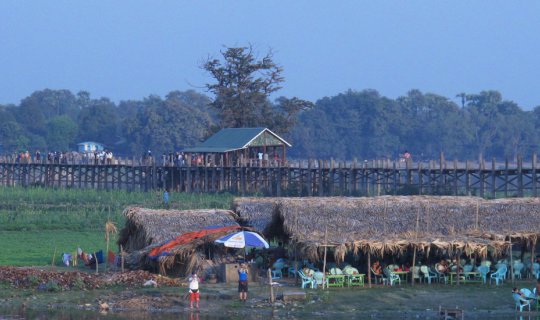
[0,153,539,198]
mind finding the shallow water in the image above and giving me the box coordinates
[0,306,534,320]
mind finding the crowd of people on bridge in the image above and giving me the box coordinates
[9,150,115,165]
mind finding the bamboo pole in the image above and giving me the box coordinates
[456,254,460,285]
[95,251,98,274]
[51,246,57,270]
[531,240,536,279]
[121,245,125,273]
[322,226,328,290]
[510,239,515,285]
[367,250,372,288]
[411,246,417,286]
[268,268,274,304]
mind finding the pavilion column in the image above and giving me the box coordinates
[367,250,372,288]
[531,240,536,279]
[411,245,416,286]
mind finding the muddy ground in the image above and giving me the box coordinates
[0,267,538,319]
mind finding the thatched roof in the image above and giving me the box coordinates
[118,207,240,274]
[234,196,540,261]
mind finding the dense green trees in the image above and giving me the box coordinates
[289,89,539,161]
[1,42,540,161]
[1,86,540,160]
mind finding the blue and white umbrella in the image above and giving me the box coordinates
[215,231,269,249]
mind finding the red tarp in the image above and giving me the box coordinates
[148,225,241,259]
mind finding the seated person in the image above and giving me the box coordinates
[437,259,449,274]
[302,266,314,277]
[513,287,529,304]
[372,261,383,275]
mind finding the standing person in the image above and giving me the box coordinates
[188,273,200,309]
[238,263,249,301]
[163,190,169,209]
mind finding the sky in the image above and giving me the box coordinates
[1,1,540,109]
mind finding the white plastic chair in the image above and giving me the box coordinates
[420,266,437,284]
[383,268,401,286]
[490,266,507,285]
[312,271,326,288]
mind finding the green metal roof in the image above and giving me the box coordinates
[183,127,291,153]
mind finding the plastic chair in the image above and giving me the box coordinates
[477,265,489,284]
[490,266,507,285]
[330,267,343,275]
[420,266,437,284]
[383,268,401,286]
[513,262,524,279]
[371,268,384,284]
[514,292,531,312]
[272,262,284,279]
[343,266,359,275]
[411,266,422,283]
[533,263,540,279]
[298,270,314,289]
[312,271,326,288]
[434,267,448,284]
[288,265,299,278]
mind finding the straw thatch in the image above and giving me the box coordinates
[118,207,240,275]
[234,196,540,262]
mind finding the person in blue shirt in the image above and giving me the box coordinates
[238,263,249,301]
[163,190,169,208]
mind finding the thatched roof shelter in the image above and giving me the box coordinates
[118,207,240,275]
[234,196,540,262]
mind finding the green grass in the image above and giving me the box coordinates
[0,186,234,266]
[0,230,104,266]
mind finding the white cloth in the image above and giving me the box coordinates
[189,276,199,291]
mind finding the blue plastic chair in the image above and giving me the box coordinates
[533,263,540,279]
[513,292,531,312]
[490,266,507,285]
[298,270,314,289]
[477,265,489,284]
[272,262,284,279]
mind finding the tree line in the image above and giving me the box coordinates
[1,47,539,161]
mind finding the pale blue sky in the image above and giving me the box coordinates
[1,1,539,109]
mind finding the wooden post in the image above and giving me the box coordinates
[491,158,496,198]
[51,246,57,270]
[322,226,328,289]
[456,255,461,285]
[121,245,125,273]
[268,268,274,304]
[367,251,372,288]
[95,251,98,274]
[510,239,515,285]
[518,154,524,197]
[531,240,536,279]
[533,153,538,197]
[411,247,416,286]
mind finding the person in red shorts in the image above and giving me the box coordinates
[188,273,200,309]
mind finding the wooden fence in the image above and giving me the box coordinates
[0,153,539,198]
